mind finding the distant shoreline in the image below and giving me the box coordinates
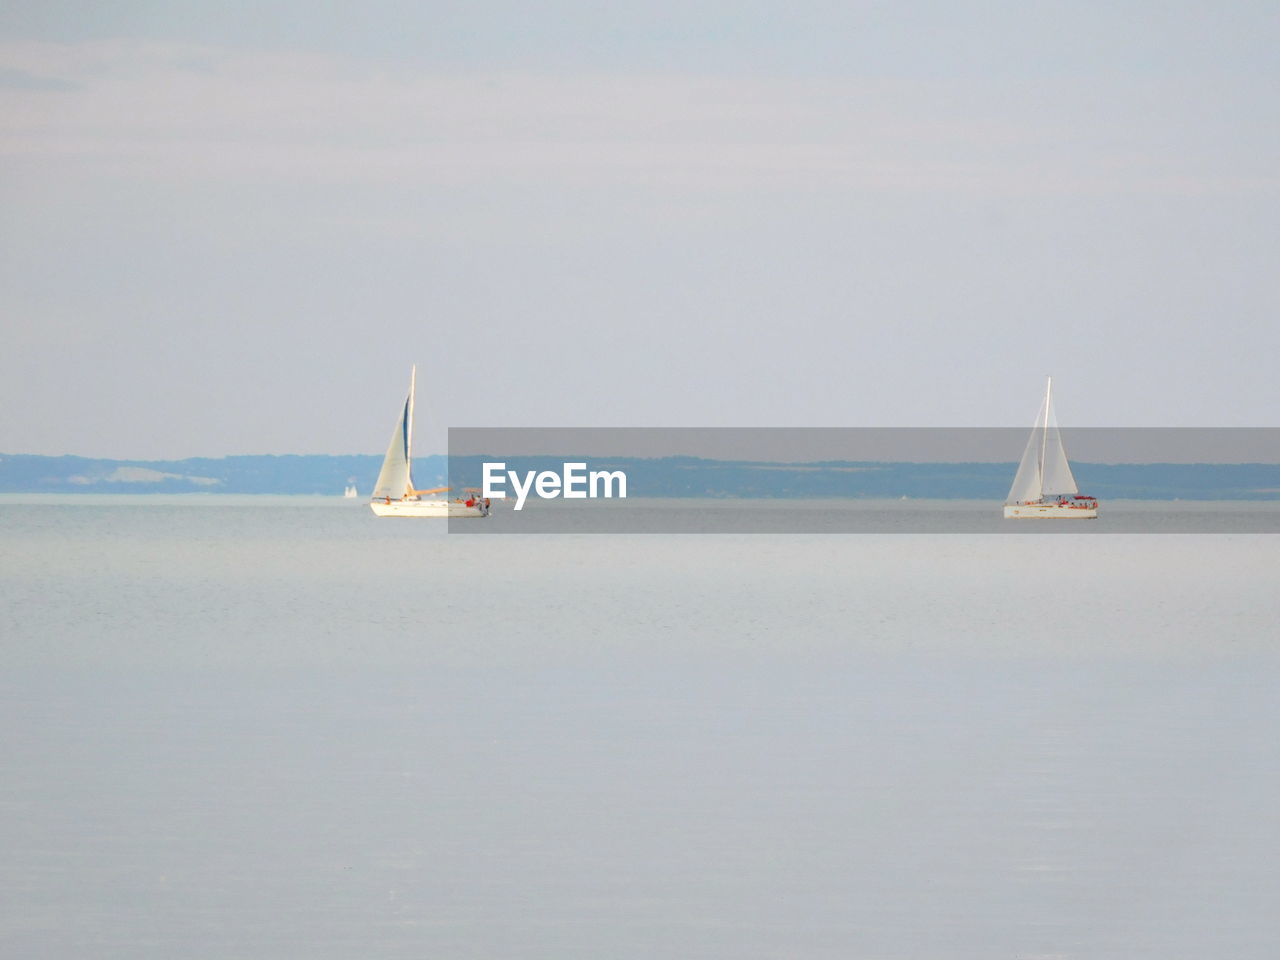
[2,453,1277,500]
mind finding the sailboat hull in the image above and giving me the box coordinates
[1004,503,1097,519]
[370,499,488,518]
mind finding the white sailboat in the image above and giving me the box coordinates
[369,366,489,518]
[1003,376,1098,519]
[343,484,358,498]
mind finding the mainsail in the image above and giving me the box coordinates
[1005,376,1078,504]
[1040,401,1078,497]
[371,366,416,500]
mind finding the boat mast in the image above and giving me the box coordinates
[407,364,416,464]
[1039,375,1051,497]
[405,364,416,496]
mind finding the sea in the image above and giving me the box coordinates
[3,495,1279,959]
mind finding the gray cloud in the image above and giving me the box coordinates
[0,64,79,91]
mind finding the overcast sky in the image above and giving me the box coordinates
[2,2,1277,458]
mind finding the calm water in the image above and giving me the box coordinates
[2,496,1279,958]
[452,496,1280,533]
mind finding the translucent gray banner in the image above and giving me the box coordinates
[445,428,1280,534]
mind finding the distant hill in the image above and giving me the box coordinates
[446,455,1279,501]
[2,453,1277,499]
[0,453,442,496]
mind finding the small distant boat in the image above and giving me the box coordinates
[343,484,358,498]
[369,366,490,519]
[1003,376,1098,519]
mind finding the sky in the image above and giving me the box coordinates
[1,1,1277,458]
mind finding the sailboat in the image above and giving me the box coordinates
[343,483,358,498]
[1003,376,1098,519]
[369,366,489,518]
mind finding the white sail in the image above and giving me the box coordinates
[371,366,416,501]
[1006,424,1043,504]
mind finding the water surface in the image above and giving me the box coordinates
[2,496,1277,958]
